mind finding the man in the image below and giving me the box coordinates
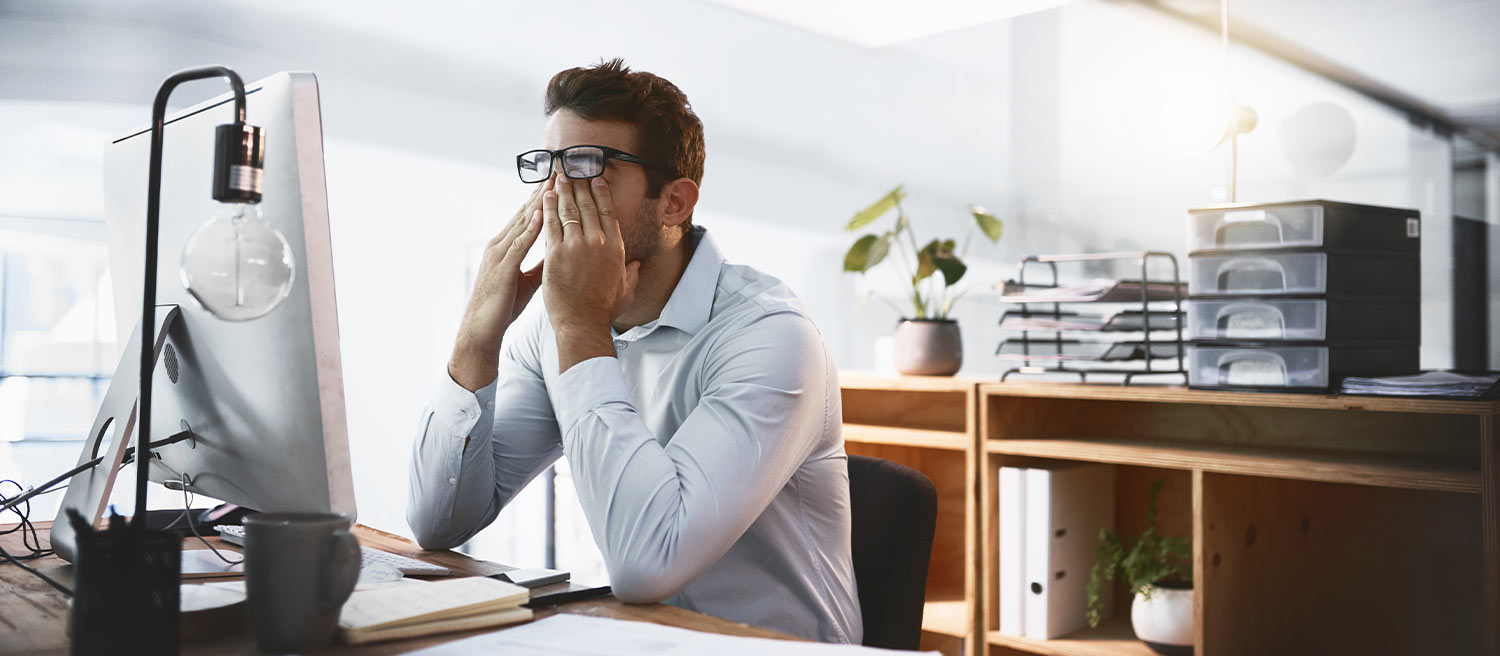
[406,59,862,644]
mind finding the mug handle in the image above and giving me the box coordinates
[318,529,362,615]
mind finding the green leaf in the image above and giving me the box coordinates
[922,239,965,286]
[912,240,938,283]
[867,233,891,270]
[971,205,1003,242]
[934,253,967,287]
[843,234,878,272]
[845,185,906,231]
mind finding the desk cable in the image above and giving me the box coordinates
[0,478,73,596]
[174,473,242,566]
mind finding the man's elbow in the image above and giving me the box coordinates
[608,562,693,604]
[406,506,461,551]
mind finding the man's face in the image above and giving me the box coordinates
[541,110,661,263]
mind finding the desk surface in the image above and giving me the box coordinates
[1,521,797,655]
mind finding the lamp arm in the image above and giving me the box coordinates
[136,66,249,526]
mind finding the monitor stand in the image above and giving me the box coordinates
[49,305,182,564]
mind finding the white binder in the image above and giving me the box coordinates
[1022,463,1116,640]
[997,466,1026,636]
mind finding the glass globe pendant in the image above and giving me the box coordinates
[179,122,294,321]
[180,201,294,321]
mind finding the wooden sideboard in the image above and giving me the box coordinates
[842,373,1500,656]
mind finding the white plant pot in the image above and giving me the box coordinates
[1131,584,1194,656]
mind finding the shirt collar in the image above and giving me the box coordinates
[656,225,723,336]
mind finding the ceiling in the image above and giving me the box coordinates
[706,0,1500,154]
[1136,0,1500,154]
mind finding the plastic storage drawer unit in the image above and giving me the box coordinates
[1187,343,1418,391]
[1187,200,1420,256]
[1187,251,1419,299]
[1185,298,1419,343]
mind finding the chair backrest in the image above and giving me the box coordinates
[846,454,938,650]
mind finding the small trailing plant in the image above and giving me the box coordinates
[841,185,1002,320]
[1086,477,1192,628]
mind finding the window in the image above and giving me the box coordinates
[0,215,115,443]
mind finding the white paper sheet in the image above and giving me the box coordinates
[408,613,936,655]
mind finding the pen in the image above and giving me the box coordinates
[521,585,613,609]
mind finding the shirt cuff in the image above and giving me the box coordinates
[433,372,498,438]
[550,356,633,435]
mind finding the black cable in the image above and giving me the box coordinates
[0,479,71,595]
[175,474,241,566]
[0,429,193,515]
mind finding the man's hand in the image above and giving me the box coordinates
[542,174,641,373]
[449,179,550,391]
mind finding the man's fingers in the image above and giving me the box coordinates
[590,178,619,243]
[500,208,544,267]
[556,177,596,242]
[570,176,603,242]
[489,183,547,248]
[542,185,563,245]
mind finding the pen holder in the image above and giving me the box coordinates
[67,509,181,656]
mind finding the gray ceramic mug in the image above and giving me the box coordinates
[244,512,361,652]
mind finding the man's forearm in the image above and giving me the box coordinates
[449,335,501,392]
[555,323,616,374]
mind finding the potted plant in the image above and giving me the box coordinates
[1087,478,1194,656]
[842,185,1002,376]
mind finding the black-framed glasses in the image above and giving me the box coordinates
[516,145,663,183]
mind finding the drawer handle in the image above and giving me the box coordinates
[1215,257,1288,292]
[1216,351,1288,386]
[1215,303,1286,339]
[1214,211,1285,247]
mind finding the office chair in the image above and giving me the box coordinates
[847,454,937,650]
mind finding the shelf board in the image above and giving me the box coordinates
[840,371,981,393]
[980,382,1499,416]
[986,438,1479,494]
[843,424,970,451]
[988,617,1155,656]
[920,598,971,638]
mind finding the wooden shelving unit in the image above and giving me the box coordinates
[841,375,1499,654]
[988,616,1154,656]
[840,372,983,656]
[978,383,1499,656]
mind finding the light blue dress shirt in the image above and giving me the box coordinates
[407,226,862,644]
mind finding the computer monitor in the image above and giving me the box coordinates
[50,71,355,562]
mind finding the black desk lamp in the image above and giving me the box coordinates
[135,64,295,525]
[69,65,294,655]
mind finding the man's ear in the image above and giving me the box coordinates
[658,178,699,229]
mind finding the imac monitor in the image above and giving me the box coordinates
[51,71,355,562]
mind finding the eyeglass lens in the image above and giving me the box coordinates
[519,147,606,182]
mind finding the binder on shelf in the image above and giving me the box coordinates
[998,466,1026,637]
[1022,463,1116,640]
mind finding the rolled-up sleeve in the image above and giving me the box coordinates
[408,308,564,550]
[551,311,828,603]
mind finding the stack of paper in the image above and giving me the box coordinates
[996,279,1187,303]
[1341,371,1500,398]
[338,576,532,644]
[998,463,1115,640]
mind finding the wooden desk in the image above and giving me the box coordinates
[0,521,797,655]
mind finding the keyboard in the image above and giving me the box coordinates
[215,524,452,576]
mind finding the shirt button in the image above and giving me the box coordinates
[486,401,494,410]
[448,476,457,485]
[615,340,627,350]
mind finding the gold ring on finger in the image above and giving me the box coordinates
[562,219,582,228]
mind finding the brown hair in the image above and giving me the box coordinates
[544,58,705,199]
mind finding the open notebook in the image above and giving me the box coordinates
[338,576,533,644]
